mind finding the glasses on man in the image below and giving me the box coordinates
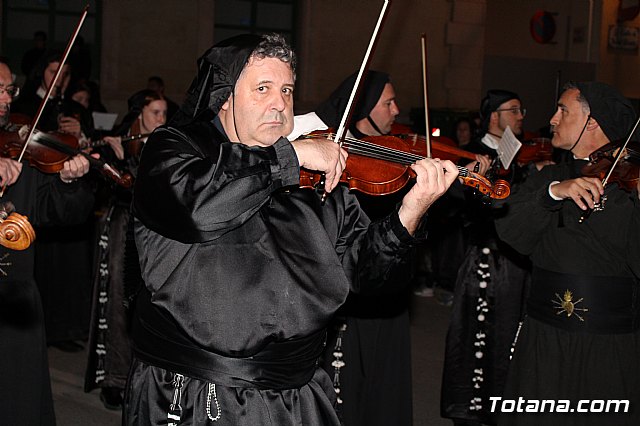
[495,107,526,117]
[0,85,20,98]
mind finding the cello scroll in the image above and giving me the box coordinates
[0,202,35,251]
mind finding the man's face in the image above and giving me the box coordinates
[456,121,472,146]
[0,63,14,127]
[219,56,294,147]
[42,61,70,97]
[549,88,590,151]
[367,83,399,135]
[492,99,524,136]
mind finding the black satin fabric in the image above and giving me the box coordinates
[126,117,418,424]
[0,166,94,425]
[126,361,340,426]
[132,288,326,389]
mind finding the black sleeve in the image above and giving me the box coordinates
[33,173,95,227]
[133,123,300,243]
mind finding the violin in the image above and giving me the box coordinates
[0,202,35,251]
[299,131,510,199]
[390,123,473,157]
[0,127,133,188]
[517,137,554,164]
[391,131,479,162]
[0,5,90,252]
[490,136,554,178]
[581,140,640,192]
[578,116,640,223]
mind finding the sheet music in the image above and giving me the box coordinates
[497,126,522,169]
[92,112,118,131]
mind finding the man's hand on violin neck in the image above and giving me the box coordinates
[550,177,605,210]
[465,154,491,176]
[399,158,458,235]
[0,158,23,187]
[59,153,96,182]
[292,137,348,193]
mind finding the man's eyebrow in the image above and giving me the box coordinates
[256,80,294,87]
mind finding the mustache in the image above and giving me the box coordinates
[264,113,286,123]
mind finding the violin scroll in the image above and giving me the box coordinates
[581,140,640,192]
[458,170,510,200]
[0,202,35,251]
[99,162,134,188]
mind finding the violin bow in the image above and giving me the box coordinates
[333,0,391,145]
[579,114,640,223]
[319,0,390,202]
[420,33,432,158]
[17,5,90,164]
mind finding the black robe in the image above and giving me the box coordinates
[316,70,415,426]
[494,158,640,426]
[441,137,531,425]
[123,119,423,425]
[0,165,94,425]
[84,132,141,394]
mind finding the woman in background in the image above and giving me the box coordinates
[84,89,167,410]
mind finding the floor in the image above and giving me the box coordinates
[48,294,453,426]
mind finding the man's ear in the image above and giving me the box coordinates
[490,111,499,126]
[586,116,599,131]
[220,94,232,112]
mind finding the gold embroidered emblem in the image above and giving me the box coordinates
[0,252,11,277]
[552,290,588,321]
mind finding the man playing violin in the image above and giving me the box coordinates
[124,34,457,425]
[0,58,95,425]
[12,50,93,141]
[441,89,533,426]
[293,70,493,426]
[495,81,640,425]
[311,70,419,426]
[13,49,98,353]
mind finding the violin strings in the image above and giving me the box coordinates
[342,137,468,174]
[307,132,469,174]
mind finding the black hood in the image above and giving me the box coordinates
[170,34,264,127]
[315,70,390,129]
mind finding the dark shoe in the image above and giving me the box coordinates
[100,387,123,410]
[49,340,85,352]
